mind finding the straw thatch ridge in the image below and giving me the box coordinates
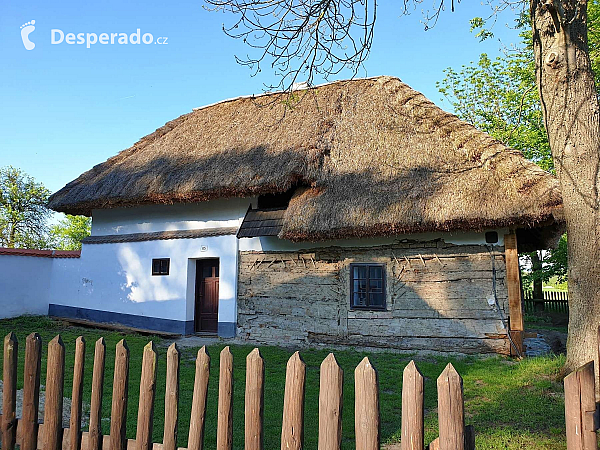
[48,76,563,246]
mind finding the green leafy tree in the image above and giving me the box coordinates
[0,166,51,249]
[522,235,569,293]
[50,215,91,251]
[437,38,553,171]
[436,16,590,294]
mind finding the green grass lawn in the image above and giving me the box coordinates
[0,316,567,449]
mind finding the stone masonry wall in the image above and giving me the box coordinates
[237,241,511,354]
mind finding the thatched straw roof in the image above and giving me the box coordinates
[48,76,563,248]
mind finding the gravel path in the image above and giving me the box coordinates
[169,335,220,349]
[524,337,553,356]
[525,329,567,357]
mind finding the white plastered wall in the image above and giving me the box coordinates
[238,229,509,253]
[0,255,54,318]
[48,235,238,323]
[91,197,253,235]
[48,197,254,333]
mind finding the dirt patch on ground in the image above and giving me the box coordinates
[0,380,89,428]
[539,330,567,354]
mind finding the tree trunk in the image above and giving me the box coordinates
[531,251,544,312]
[8,224,16,248]
[531,0,600,373]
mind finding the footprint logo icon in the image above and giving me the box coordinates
[20,20,36,50]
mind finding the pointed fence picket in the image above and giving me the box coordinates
[318,353,343,450]
[88,337,105,450]
[401,360,424,450]
[136,342,158,450]
[188,346,210,450]
[217,346,234,450]
[44,336,65,450]
[163,343,180,450]
[0,332,479,450]
[355,357,379,450]
[2,332,17,450]
[281,351,306,450]
[244,348,264,450]
[70,336,85,450]
[21,332,42,450]
[110,339,130,450]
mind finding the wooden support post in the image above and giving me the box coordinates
[565,361,598,450]
[136,342,158,450]
[505,232,524,355]
[402,361,424,450]
[437,363,464,450]
[21,333,42,450]
[355,357,379,450]
[111,339,130,450]
[245,348,264,450]
[281,351,306,450]
[70,336,86,450]
[89,337,106,450]
[318,353,343,450]
[597,326,600,400]
[188,346,210,450]
[217,346,234,450]
[2,332,18,450]
[163,343,180,450]
[45,335,65,450]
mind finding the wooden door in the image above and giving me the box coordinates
[195,259,219,333]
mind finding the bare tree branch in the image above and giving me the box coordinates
[205,0,379,90]
[205,1,529,91]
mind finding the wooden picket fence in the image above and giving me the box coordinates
[563,326,600,450]
[523,290,569,314]
[8,329,600,449]
[0,332,477,450]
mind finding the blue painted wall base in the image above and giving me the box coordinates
[48,304,237,337]
[49,304,194,335]
[218,321,236,338]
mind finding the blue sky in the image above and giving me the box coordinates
[0,0,523,196]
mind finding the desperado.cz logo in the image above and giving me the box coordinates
[52,29,168,48]
[20,20,168,50]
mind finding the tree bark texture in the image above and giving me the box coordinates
[531,0,600,374]
[532,252,544,300]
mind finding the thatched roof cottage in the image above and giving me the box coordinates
[48,76,563,354]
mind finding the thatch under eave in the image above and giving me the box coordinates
[48,76,564,248]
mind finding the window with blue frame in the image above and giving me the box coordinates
[350,263,386,309]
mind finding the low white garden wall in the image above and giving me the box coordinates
[0,249,80,319]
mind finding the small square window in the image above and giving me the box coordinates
[152,258,170,276]
[350,263,386,310]
[485,231,499,244]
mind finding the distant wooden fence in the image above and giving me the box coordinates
[0,332,476,450]
[523,290,569,314]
